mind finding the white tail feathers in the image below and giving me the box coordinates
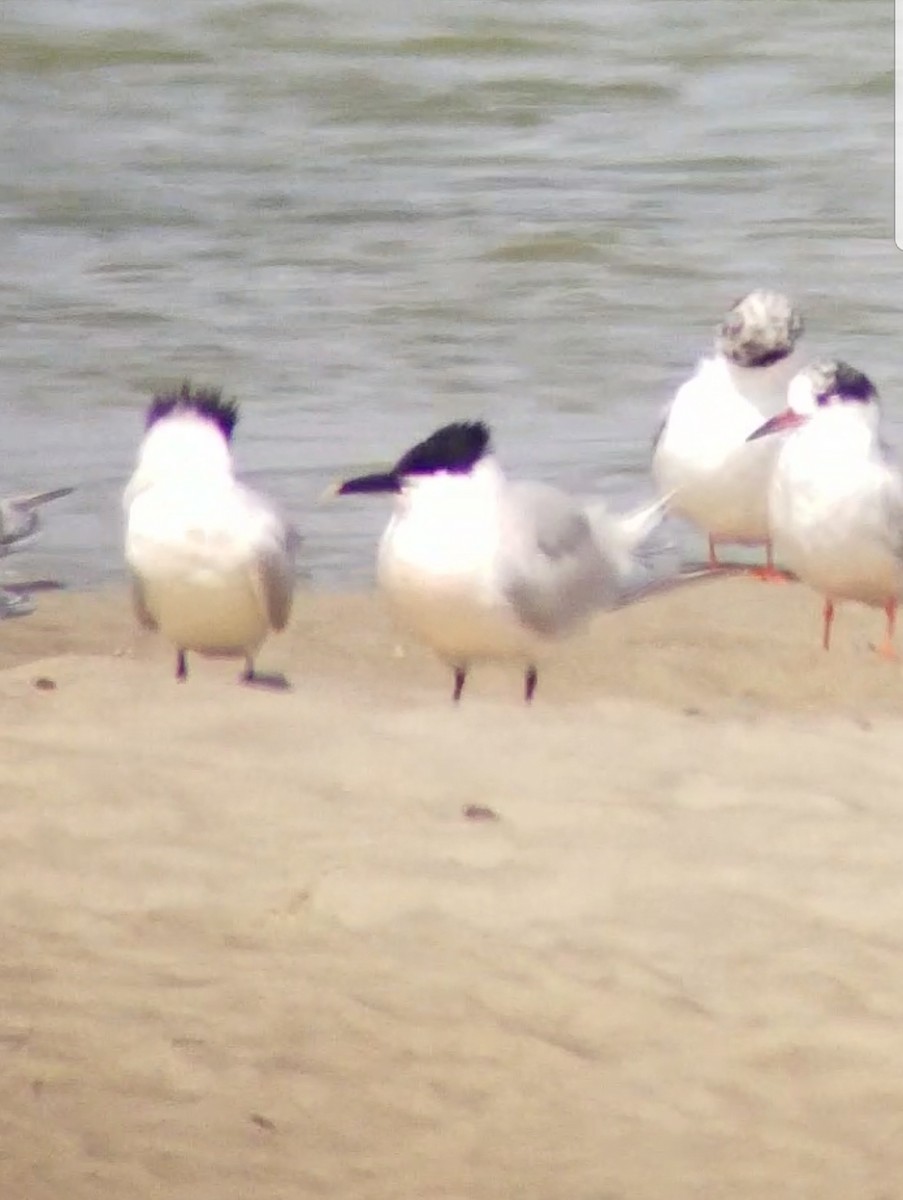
[582,489,743,610]
[612,491,675,553]
[584,490,674,580]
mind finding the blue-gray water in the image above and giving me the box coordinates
[0,0,895,589]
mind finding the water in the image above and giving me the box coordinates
[0,0,895,590]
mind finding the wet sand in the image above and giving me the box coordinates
[1,579,902,1198]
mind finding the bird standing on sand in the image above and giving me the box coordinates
[0,485,74,617]
[124,384,299,684]
[749,359,903,657]
[0,486,74,557]
[652,289,805,578]
[335,420,732,703]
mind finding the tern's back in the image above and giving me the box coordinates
[124,385,296,682]
[127,476,277,578]
[125,408,249,581]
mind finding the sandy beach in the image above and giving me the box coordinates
[1,577,903,1198]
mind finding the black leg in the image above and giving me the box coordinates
[176,649,187,681]
[452,666,467,703]
[524,664,538,703]
[240,664,291,691]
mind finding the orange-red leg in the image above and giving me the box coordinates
[708,536,791,581]
[751,541,791,584]
[822,599,834,651]
[878,599,898,661]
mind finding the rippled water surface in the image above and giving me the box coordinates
[0,0,895,587]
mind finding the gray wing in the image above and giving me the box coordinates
[257,541,297,631]
[0,503,38,549]
[242,486,300,631]
[12,486,74,510]
[876,456,903,562]
[650,399,671,456]
[129,571,158,630]
[499,482,617,637]
[0,486,74,550]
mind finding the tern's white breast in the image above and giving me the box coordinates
[653,356,788,541]
[376,470,541,664]
[769,417,903,606]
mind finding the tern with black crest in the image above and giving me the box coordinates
[335,420,733,702]
[124,383,299,684]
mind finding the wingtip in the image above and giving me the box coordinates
[612,560,750,608]
[17,486,75,509]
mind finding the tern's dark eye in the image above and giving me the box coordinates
[815,392,833,407]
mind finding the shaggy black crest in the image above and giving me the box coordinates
[146,382,239,441]
[817,362,877,407]
[394,421,492,477]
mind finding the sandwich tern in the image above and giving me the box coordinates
[652,289,804,578]
[748,359,902,656]
[335,420,733,702]
[124,384,299,684]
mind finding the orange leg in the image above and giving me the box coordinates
[707,536,792,581]
[822,599,834,651]
[877,599,898,661]
[750,541,792,584]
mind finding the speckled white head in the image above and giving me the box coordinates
[715,290,805,369]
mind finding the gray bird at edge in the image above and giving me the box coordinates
[0,486,74,618]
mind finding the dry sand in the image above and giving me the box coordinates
[1,578,903,1198]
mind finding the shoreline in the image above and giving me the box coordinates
[1,578,902,1197]
[3,577,901,715]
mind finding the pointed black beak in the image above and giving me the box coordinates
[335,471,400,495]
[747,409,807,442]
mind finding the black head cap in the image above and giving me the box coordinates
[146,382,239,442]
[394,421,492,478]
[335,420,493,498]
[815,360,878,406]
